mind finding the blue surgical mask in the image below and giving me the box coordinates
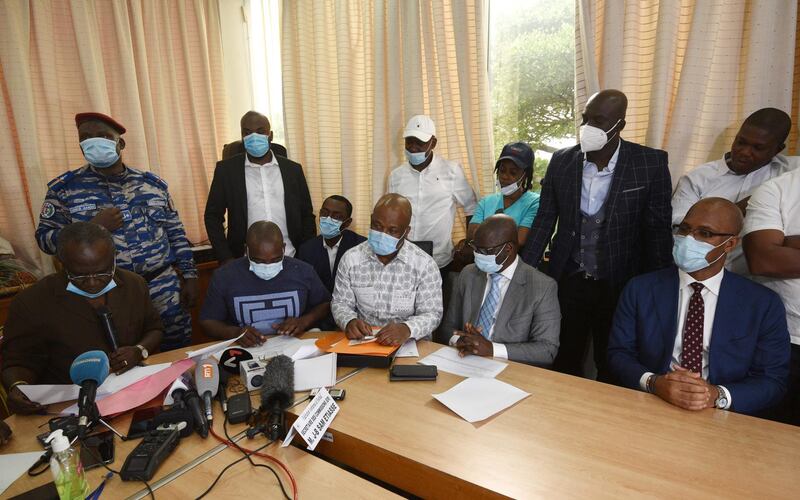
[67,279,117,299]
[249,259,283,281]
[80,138,120,169]
[368,229,404,256]
[243,132,270,158]
[404,147,431,166]
[320,217,344,239]
[474,245,510,274]
[672,235,731,273]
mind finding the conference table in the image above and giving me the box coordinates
[3,334,800,499]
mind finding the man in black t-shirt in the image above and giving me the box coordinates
[200,221,331,347]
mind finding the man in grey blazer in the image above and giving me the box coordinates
[440,215,561,366]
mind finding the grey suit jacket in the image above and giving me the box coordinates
[440,259,561,367]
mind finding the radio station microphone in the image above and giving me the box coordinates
[95,305,119,351]
[258,355,294,440]
[170,374,208,438]
[195,361,219,423]
[218,370,229,414]
[69,351,110,438]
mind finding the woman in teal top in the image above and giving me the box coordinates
[468,142,540,246]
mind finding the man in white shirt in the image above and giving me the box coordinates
[743,169,800,425]
[332,194,443,346]
[387,115,477,271]
[609,198,790,415]
[440,215,560,366]
[672,108,796,274]
[205,111,315,264]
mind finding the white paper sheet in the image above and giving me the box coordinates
[294,353,337,392]
[186,333,245,361]
[418,346,507,378]
[395,339,419,358]
[245,335,304,361]
[289,339,324,361]
[21,362,174,406]
[0,451,46,495]
[433,377,530,423]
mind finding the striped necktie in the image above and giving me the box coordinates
[476,273,504,338]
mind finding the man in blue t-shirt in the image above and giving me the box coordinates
[200,221,331,347]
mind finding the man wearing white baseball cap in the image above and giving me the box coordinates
[387,115,478,274]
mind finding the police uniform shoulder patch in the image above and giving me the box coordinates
[143,171,169,190]
[46,170,77,191]
[40,201,56,219]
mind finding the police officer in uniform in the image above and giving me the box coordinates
[35,112,198,350]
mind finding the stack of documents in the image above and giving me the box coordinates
[419,347,507,378]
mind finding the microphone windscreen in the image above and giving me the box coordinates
[69,350,110,386]
[195,361,219,397]
[260,355,294,411]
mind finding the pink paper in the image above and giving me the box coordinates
[97,359,195,416]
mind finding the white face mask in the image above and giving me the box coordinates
[579,119,621,153]
[498,175,525,197]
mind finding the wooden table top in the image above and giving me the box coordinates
[1,339,388,499]
[293,339,800,499]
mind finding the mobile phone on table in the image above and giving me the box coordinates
[127,406,162,439]
[80,430,115,470]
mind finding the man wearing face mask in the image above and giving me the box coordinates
[521,89,673,382]
[672,108,796,275]
[200,221,331,346]
[205,111,315,264]
[3,222,163,414]
[440,215,560,366]
[332,194,443,346]
[387,115,478,274]
[608,198,789,414]
[35,113,197,350]
[297,195,367,294]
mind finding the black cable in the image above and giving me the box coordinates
[194,440,271,500]
[221,415,290,500]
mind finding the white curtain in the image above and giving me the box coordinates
[279,0,495,240]
[575,0,797,183]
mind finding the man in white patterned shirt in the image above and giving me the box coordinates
[671,108,797,274]
[332,194,443,345]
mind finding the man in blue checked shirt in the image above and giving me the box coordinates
[35,112,198,350]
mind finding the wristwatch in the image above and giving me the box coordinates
[135,344,149,360]
[714,386,728,409]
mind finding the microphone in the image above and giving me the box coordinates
[69,351,110,438]
[195,361,219,423]
[218,370,229,414]
[258,355,294,440]
[169,374,208,438]
[95,306,119,352]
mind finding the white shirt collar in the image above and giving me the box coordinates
[720,152,787,176]
[488,255,519,281]
[244,152,278,169]
[583,140,622,173]
[678,267,724,296]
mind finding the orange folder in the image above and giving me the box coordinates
[315,332,399,357]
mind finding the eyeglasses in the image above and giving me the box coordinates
[672,224,736,241]
[66,261,116,283]
[469,241,511,255]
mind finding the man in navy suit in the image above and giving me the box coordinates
[297,195,366,329]
[608,198,789,414]
[521,89,673,381]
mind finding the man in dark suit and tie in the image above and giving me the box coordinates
[440,215,560,366]
[297,195,366,294]
[205,111,315,264]
[521,89,673,381]
[608,198,789,414]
